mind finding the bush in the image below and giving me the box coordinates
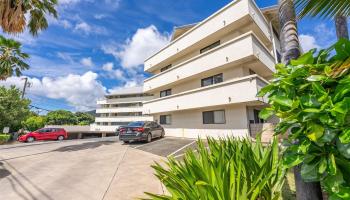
[0,134,10,144]
[144,136,285,200]
[22,116,45,131]
[258,39,350,199]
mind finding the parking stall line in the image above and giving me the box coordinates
[167,140,196,157]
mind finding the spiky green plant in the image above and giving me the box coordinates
[144,136,285,200]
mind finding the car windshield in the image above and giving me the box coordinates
[127,122,145,127]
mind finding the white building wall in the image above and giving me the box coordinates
[154,104,250,139]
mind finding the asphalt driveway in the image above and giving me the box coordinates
[0,137,199,200]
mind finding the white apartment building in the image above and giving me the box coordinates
[142,0,280,139]
[90,87,154,132]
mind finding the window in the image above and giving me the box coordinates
[201,73,223,87]
[160,64,172,72]
[203,110,226,124]
[102,122,108,126]
[253,109,265,124]
[200,40,220,54]
[160,89,172,97]
[160,115,171,125]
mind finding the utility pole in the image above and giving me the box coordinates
[21,77,30,99]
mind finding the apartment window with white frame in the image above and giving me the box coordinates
[200,40,220,54]
[160,115,171,125]
[203,110,226,124]
[201,73,223,87]
[160,89,172,97]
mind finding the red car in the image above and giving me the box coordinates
[18,128,68,143]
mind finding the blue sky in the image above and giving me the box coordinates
[0,0,339,112]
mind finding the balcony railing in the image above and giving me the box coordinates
[96,107,144,114]
[144,32,275,93]
[144,0,272,72]
[143,75,268,114]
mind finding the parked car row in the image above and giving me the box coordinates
[17,121,164,144]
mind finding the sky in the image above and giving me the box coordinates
[0,0,341,112]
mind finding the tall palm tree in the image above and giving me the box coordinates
[278,0,323,199]
[0,0,58,36]
[295,0,349,39]
[0,35,29,80]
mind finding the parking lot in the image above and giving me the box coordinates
[0,136,201,200]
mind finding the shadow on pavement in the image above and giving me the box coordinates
[124,137,163,146]
[0,162,11,179]
[53,141,116,152]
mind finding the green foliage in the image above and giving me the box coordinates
[144,136,285,200]
[46,110,78,125]
[22,115,46,131]
[258,39,350,199]
[45,110,94,126]
[0,0,58,36]
[0,86,31,132]
[295,0,350,19]
[75,112,94,125]
[0,35,29,80]
[0,134,10,144]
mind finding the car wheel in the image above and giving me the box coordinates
[146,133,152,143]
[123,141,129,144]
[57,135,64,141]
[160,130,165,138]
[26,137,35,143]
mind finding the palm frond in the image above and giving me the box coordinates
[295,0,350,19]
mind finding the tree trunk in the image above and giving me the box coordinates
[278,0,300,64]
[294,166,324,200]
[335,15,349,39]
[278,0,323,199]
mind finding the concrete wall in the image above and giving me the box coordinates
[154,104,250,139]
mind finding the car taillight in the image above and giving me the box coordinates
[119,128,126,132]
[132,127,144,132]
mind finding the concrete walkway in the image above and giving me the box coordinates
[0,137,165,200]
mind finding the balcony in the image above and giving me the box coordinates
[96,107,144,114]
[144,32,275,93]
[143,75,268,114]
[97,96,154,105]
[144,0,272,72]
[95,116,154,123]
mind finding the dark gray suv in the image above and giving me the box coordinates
[119,121,165,143]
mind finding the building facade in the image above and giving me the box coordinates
[90,87,154,132]
[142,0,280,138]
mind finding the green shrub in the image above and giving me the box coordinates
[258,39,350,199]
[0,134,10,144]
[144,136,285,200]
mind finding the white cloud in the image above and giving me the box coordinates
[102,62,114,71]
[113,69,125,79]
[104,0,122,8]
[299,34,321,52]
[102,25,170,69]
[0,72,106,111]
[80,57,94,67]
[74,22,92,34]
[74,21,108,35]
[94,14,107,20]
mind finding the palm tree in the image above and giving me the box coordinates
[0,0,58,36]
[0,35,29,80]
[295,0,349,39]
[278,0,323,199]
